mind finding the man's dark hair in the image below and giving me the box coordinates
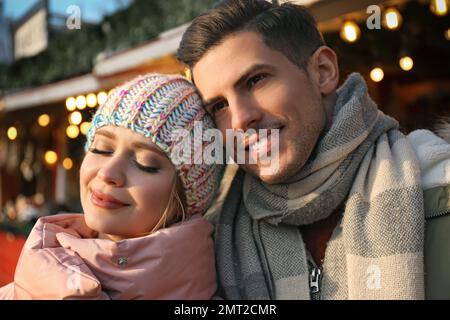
[177,0,325,71]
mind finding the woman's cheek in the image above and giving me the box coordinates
[139,176,173,214]
[79,161,88,197]
[79,156,98,209]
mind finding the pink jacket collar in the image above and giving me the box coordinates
[8,213,216,299]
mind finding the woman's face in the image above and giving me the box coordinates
[80,126,177,241]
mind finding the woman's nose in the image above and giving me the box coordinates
[97,156,126,187]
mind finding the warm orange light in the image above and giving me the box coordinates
[44,151,58,165]
[38,114,50,127]
[445,28,450,40]
[86,93,97,108]
[399,56,414,71]
[69,111,82,125]
[66,97,76,111]
[340,21,361,43]
[66,125,80,139]
[7,126,17,140]
[430,0,448,16]
[383,8,402,30]
[63,158,73,170]
[80,122,91,135]
[184,69,192,82]
[76,95,87,110]
[97,92,108,106]
[370,67,384,82]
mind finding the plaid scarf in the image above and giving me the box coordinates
[215,73,425,299]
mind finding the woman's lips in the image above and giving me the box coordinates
[90,190,129,210]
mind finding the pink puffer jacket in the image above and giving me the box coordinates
[0,213,216,299]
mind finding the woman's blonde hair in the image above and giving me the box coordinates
[149,174,187,234]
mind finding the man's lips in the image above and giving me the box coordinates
[244,127,282,150]
[90,190,129,210]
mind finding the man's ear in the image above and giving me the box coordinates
[307,46,339,96]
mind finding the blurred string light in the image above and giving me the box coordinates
[80,122,91,135]
[65,91,108,111]
[370,67,384,82]
[63,158,73,170]
[430,0,448,16]
[383,7,402,30]
[445,28,450,40]
[7,126,17,140]
[97,92,108,106]
[44,151,58,165]
[399,56,414,71]
[66,125,80,139]
[69,111,82,125]
[38,114,50,127]
[34,193,44,206]
[86,93,97,108]
[184,68,193,82]
[76,95,87,110]
[340,21,361,43]
[66,97,76,111]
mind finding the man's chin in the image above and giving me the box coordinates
[240,163,291,185]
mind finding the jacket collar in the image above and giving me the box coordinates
[31,213,216,299]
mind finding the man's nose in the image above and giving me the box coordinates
[230,97,263,131]
[97,156,126,187]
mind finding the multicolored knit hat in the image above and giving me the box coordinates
[85,73,224,216]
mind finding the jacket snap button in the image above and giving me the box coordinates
[118,257,127,266]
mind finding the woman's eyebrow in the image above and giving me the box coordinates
[131,141,165,156]
[95,129,115,139]
[94,129,165,156]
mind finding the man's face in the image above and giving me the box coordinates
[192,31,326,184]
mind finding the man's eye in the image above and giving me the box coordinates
[209,101,228,115]
[89,148,112,155]
[247,74,266,89]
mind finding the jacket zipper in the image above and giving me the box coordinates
[307,251,322,300]
[309,265,322,300]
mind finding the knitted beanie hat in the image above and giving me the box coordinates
[85,73,223,216]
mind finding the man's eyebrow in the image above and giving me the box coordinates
[202,63,274,106]
[234,63,273,89]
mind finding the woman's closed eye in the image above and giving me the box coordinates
[89,147,112,155]
[89,147,160,174]
[134,161,160,174]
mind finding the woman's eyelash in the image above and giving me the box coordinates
[89,148,112,155]
[134,161,159,173]
[89,147,159,173]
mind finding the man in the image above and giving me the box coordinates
[177,0,450,299]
